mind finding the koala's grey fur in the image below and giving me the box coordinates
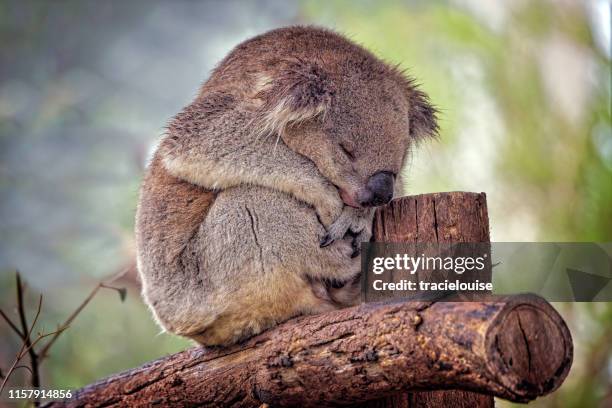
[135,26,437,345]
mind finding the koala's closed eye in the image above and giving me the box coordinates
[339,143,355,160]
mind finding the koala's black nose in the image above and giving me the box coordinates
[362,171,394,207]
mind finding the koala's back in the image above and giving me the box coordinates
[135,153,218,334]
[201,26,382,97]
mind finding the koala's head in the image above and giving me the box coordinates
[215,27,438,208]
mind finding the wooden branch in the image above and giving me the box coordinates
[46,294,571,407]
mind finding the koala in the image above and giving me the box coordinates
[135,26,437,346]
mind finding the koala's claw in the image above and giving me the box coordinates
[319,233,334,248]
[320,206,374,250]
[350,242,360,258]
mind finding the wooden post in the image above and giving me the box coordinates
[367,192,492,407]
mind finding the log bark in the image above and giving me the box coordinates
[46,299,572,407]
[44,302,572,407]
[46,193,573,407]
[368,192,493,407]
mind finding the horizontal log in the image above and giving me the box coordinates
[47,294,572,407]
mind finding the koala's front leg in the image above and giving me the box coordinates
[320,207,375,255]
[299,180,344,229]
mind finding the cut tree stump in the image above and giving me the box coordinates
[45,193,573,407]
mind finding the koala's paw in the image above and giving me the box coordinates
[320,207,373,254]
[314,194,344,229]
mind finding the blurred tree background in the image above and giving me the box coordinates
[0,0,610,406]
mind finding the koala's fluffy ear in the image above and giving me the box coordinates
[254,58,335,136]
[407,83,439,141]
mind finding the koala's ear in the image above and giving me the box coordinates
[254,58,335,136]
[407,84,439,141]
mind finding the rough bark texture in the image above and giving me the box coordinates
[46,296,571,408]
[374,192,490,244]
[368,192,493,407]
[46,193,573,407]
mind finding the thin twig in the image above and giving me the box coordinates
[0,293,44,394]
[38,270,128,362]
[12,365,34,377]
[0,327,66,394]
[0,270,128,395]
[38,283,102,361]
[15,273,40,390]
[0,309,25,339]
[106,267,129,284]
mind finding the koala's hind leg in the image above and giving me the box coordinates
[190,185,360,345]
[189,269,338,345]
